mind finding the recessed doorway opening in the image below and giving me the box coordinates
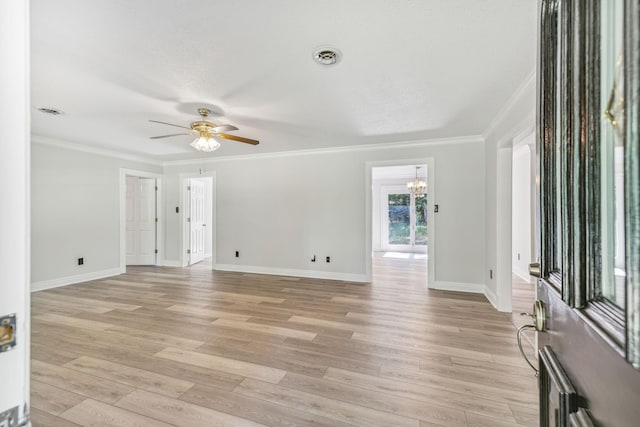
[369,162,434,289]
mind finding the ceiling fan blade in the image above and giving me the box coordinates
[216,133,260,145]
[210,124,239,133]
[150,133,191,139]
[149,119,191,130]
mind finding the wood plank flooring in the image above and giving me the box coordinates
[30,253,538,426]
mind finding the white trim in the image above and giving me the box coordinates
[484,286,499,310]
[161,260,182,267]
[482,71,536,139]
[213,264,368,283]
[430,281,485,294]
[32,134,161,165]
[31,267,123,292]
[366,158,435,287]
[119,168,164,272]
[497,116,536,149]
[496,147,514,313]
[164,135,483,167]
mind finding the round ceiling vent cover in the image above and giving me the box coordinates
[313,47,342,65]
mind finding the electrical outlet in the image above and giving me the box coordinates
[326,256,330,263]
[235,251,239,258]
[78,257,84,266]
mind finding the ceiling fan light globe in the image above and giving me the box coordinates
[190,136,221,152]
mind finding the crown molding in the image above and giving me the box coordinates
[162,135,484,167]
[482,70,536,139]
[31,134,162,166]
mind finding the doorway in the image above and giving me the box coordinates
[511,134,536,355]
[369,162,433,287]
[181,174,214,267]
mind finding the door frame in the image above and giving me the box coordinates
[495,125,536,313]
[119,168,163,271]
[179,172,217,267]
[365,158,435,286]
[0,0,30,422]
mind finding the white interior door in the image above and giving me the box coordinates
[126,176,156,265]
[189,179,206,265]
[0,0,30,423]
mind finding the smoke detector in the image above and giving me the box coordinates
[313,47,342,65]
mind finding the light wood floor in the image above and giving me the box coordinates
[30,255,539,427]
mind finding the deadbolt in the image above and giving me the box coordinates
[528,262,541,278]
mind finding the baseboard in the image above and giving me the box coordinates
[213,263,368,283]
[484,286,499,310]
[429,281,485,294]
[512,266,532,283]
[162,260,182,267]
[31,267,124,292]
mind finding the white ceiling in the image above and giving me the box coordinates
[31,0,537,161]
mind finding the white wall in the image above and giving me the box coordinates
[512,141,534,281]
[31,141,161,289]
[163,139,486,287]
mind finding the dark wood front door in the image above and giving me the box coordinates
[536,1,640,425]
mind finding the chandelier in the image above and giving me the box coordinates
[407,166,426,196]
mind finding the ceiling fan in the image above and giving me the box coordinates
[149,108,259,152]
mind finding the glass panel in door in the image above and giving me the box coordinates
[600,0,625,309]
[415,194,427,246]
[388,193,410,245]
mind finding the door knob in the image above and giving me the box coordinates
[520,300,546,332]
[528,262,541,278]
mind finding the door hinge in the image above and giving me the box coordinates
[0,314,17,353]
[0,406,19,427]
[155,218,158,223]
[187,186,191,191]
[154,249,158,254]
[187,249,191,254]
[155,186,158,191]
[187,218,191,223]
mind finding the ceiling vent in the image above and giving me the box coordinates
[37,107,64,116]
[313,47,341,65]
